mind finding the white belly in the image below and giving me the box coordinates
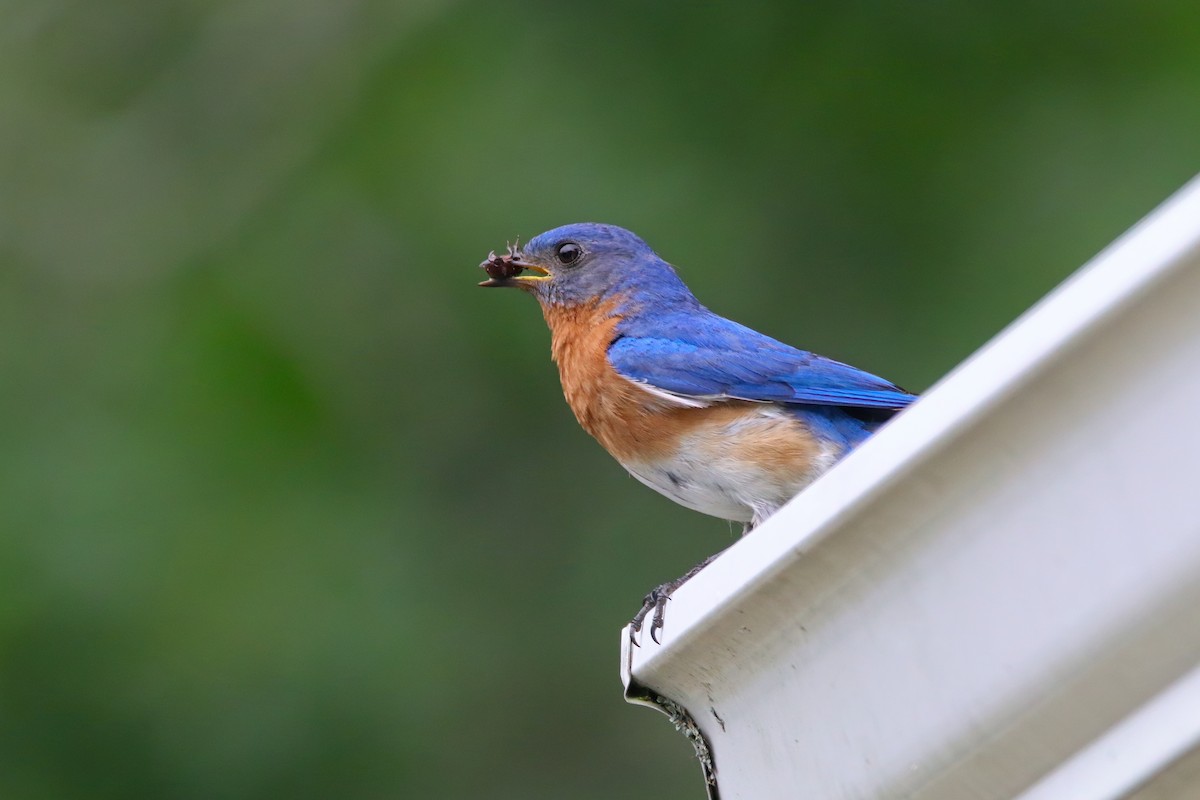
[619,409,841,527]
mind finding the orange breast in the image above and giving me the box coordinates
[539,299,823,473]
[540,299,668,461]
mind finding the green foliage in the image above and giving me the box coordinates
[1,1,1197,797]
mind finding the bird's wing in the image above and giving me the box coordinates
[608,314,915,410]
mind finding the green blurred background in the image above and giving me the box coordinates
[1,1,1197,797]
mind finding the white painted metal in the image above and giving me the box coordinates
[622,175,1200,799]
[1015,663,1200,800]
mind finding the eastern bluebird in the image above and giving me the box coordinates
[480,223,915,641]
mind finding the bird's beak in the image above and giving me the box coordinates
[478,257,551,288]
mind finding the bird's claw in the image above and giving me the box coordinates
[650,594,669,644]
[628,550,727,647]
[628,583,676,646]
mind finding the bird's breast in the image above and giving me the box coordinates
[540,300,840,523]
[541,299,671,461]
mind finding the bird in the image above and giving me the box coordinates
[479,223,916,642]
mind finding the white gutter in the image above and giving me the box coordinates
[622,175,1200,799]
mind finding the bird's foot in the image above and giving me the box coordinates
[628,550,726,646]
[629,581,679,646]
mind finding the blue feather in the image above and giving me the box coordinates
[609,311,915,411]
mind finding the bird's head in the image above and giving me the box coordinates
[479,222,695,309]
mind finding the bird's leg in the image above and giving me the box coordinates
[629,549,727,646]
[629,518,763,644]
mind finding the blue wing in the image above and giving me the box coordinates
[608,311,915,410]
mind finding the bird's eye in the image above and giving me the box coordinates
[555,242,583,266]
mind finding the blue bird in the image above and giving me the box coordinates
[480,223,916,640]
